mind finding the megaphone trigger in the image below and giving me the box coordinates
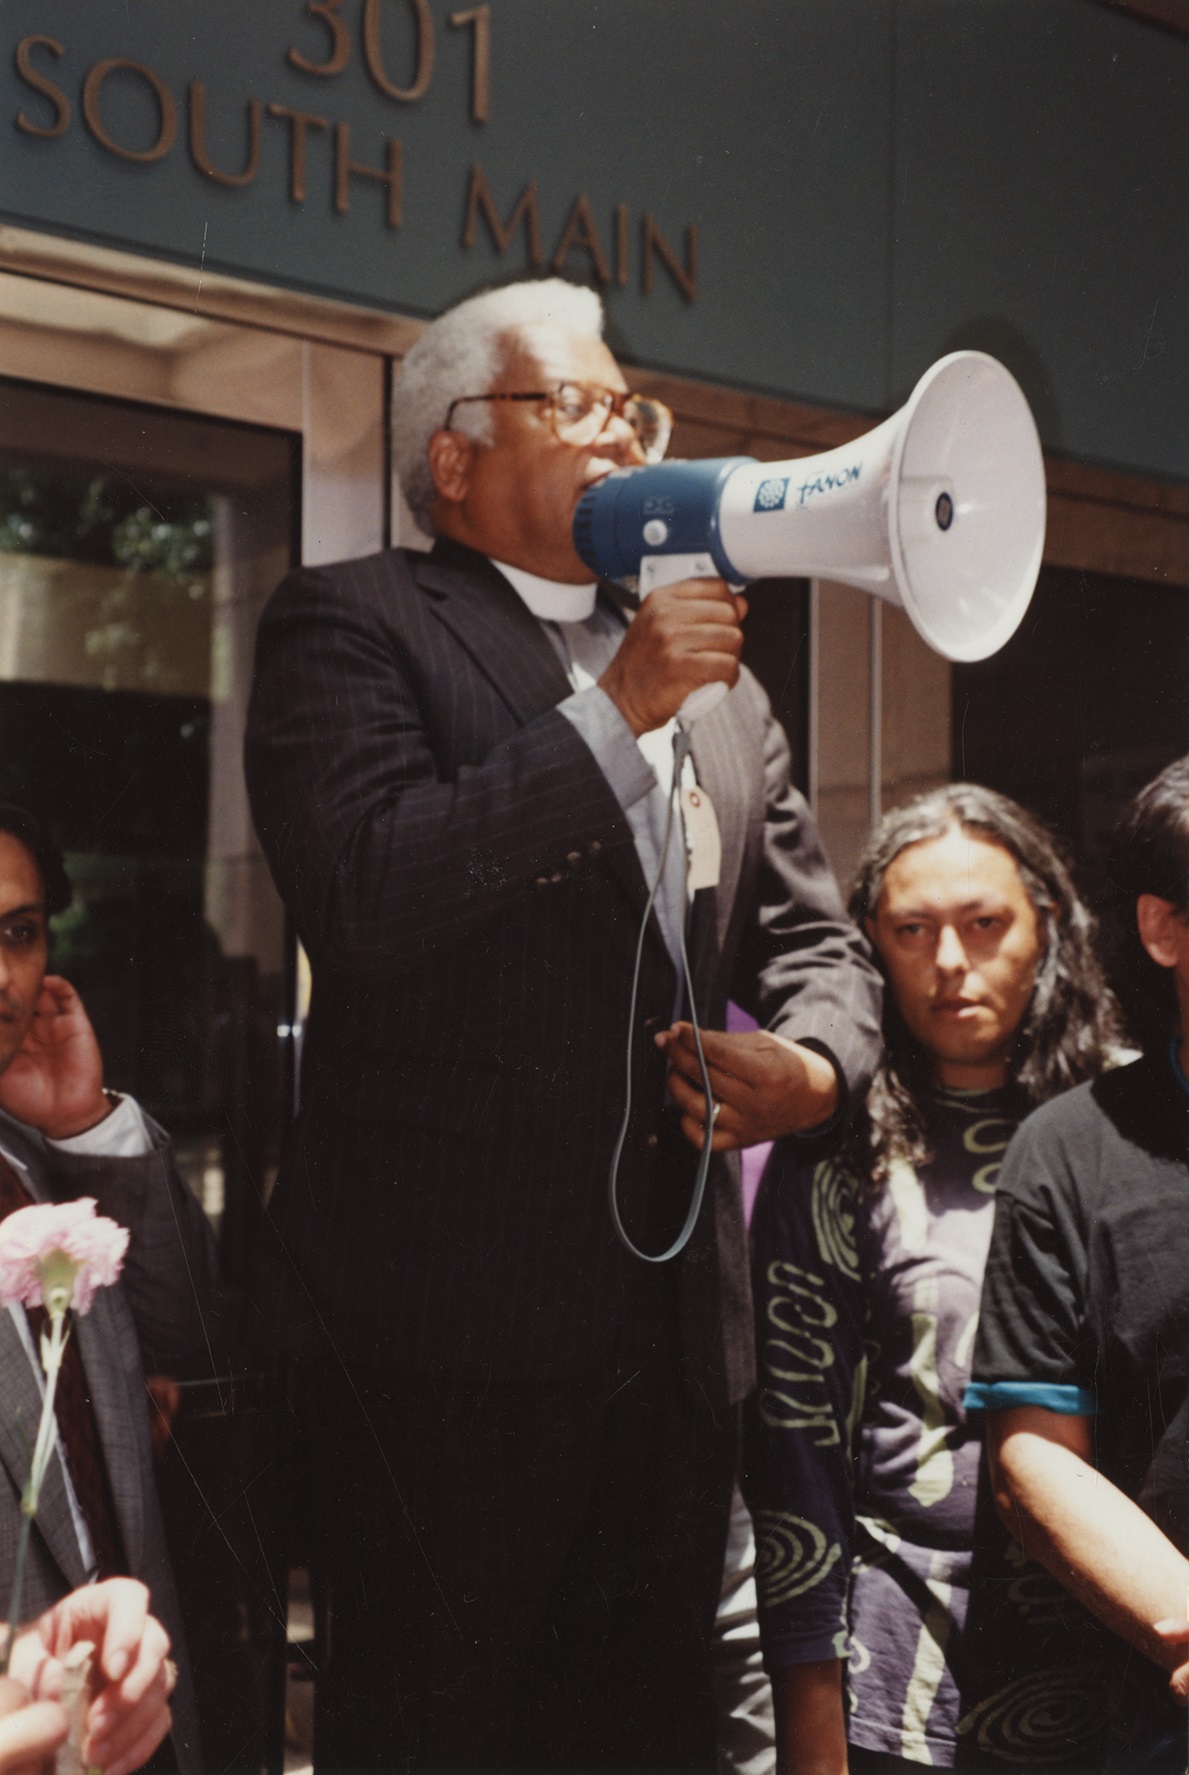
[638,551,720,596]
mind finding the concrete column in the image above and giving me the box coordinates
[810,584,951,896]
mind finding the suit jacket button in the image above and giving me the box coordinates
[588,839,602,855]
[566,850,582,865]
[535,876,550,888]
[550,870,565,883]
[643,1014,665,1034]
[642,1132,660,1151]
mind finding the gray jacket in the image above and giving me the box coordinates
[0,1109,218,1775]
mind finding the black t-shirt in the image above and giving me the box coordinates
[969,1050,1189,1753]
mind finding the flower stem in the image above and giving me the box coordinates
[25,1313,68,1517]
[0,1520,31,1676]
[0,1311,71,1672]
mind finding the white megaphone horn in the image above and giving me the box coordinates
[572,350,1047,719]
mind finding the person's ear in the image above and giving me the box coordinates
[1136,894,1183,969]
[426,429,474,506]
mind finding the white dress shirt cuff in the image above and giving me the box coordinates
[558,685,656,813]
[48,1094,153,1158]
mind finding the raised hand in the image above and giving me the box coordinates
[0,976,111,1141]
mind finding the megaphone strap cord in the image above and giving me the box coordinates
[608,725,717,1265]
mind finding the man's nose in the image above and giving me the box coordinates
[595,403,644,463]
[935,923,969,974]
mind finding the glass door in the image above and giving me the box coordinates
[0,375,297,1269]
[0,269,387,1775]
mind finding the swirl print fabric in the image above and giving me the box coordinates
[745,1088,1111,1769]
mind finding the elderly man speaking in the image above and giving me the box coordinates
[245,277,880,1774]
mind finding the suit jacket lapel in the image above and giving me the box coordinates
[0,1313,89,1592]
[77,1304,144,1574]
[414,543,660,931]
[413,543,574,726]
[0,1116,144,1582]
[687,694,754,987]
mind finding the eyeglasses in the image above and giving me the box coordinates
[443,383,673,464]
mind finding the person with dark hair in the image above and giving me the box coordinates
[0,804,216,1774]
[969,753,1189,1775]
[727,785,1120,1773]
[0,806,72,921]
[1102,753,1189,1051]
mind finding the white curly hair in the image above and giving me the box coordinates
[392,278,605,533]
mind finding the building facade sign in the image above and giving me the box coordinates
[1,1,1184,482]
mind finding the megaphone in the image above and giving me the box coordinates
[573,350,1046,719]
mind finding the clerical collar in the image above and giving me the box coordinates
[490,558,598,622]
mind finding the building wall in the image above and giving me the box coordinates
[0,0,1184,482]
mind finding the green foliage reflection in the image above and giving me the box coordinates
[0,466,213,576]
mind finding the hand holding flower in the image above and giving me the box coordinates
[11,1580,175,1775]
[0,1672,67,1775]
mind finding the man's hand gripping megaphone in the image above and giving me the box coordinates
[595,564,748,736]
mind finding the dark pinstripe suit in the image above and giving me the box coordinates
[246,538,879,1398]
[244,536,881,1768]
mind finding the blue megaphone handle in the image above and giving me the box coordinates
[572,456,756,583]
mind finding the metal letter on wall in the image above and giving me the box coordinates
[14,37,71,139]
[82,58,179,164]
[363,0,435,103]
[287,0,352,78]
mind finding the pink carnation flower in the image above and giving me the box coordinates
[0,1199,128,1316]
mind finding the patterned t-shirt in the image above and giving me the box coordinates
[745,1087,1110,1769]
